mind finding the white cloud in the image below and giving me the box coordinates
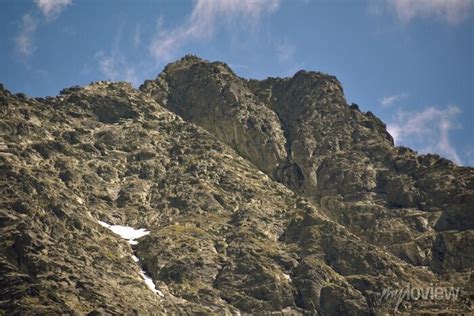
[274,40,304,77]
[465,147,474,166]
[14,0,71,59]
[35,0,72,20]
[95,51,139,86]
[96,52,118,79]
[379,93,408,107]
[94,23,146,86]
[149,0,280,61]
[133,24,141,49]
[15,14,37,58]
[387,0,472,24]
[276,41,296,64]
[387,105,462,164]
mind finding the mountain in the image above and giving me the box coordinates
[0,55,472,315]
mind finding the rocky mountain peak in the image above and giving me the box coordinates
[1,56,472,315]
[141,55,473,276]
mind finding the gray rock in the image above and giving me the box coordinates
[0,56,471,314]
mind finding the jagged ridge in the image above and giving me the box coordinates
[141,55,474,271]
[0,56,472,315]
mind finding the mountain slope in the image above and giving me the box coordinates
[0,56,472,314]
[141,55,474,273]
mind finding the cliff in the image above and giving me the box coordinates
[0,56,472,314]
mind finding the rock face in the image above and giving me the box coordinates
[141,55,474,272]
[0,57,472,315]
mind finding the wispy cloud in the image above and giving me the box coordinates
[15,14,37,58]
[379,93,408,107]
[14,0,71,59]
[276,41,296,64]
[387,105,462,164]
[465,147,474,167]
[133,24,141,49]
[95,51,138,86]
[387,0,472,24]
[274,39,304,77]
[149,0,280,61]
[35,0,72,20]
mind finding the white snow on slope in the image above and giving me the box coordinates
[98,220,164,297]
[140,270,164,297]
[98,220,150,245]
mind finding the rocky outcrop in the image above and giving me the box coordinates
[141,56,287,175]
[0,56,472,314]
[141,55,473,274]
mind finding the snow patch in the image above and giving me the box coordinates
[98,220,163,297]
[97,220,149,244]
[139,270,164,297]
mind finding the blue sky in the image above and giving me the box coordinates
[1,0,473,165]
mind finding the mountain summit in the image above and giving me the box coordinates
[1,56,472,314]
